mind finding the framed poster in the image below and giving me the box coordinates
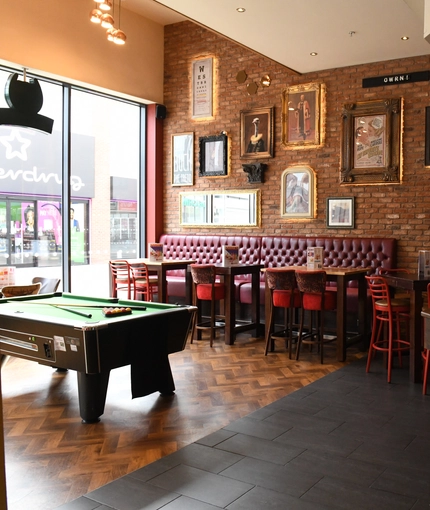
[192,57,213,118]
[326,197,355,228]
[281,82,322,149]
[240,106,274,159]
[340,98,402,184]
[171,132,194,186]
[198,133,228,177]
[280,165,316,219]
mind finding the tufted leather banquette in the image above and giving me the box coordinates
[159,234,397,309]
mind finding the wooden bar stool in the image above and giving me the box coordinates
[295,270,337,364]
[190,264,225,347]
[130,263,158,301]
[109,260,133,299]
[365,275,410,383]
[264,268,300,358]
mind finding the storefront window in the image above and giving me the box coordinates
[0,67,145,295]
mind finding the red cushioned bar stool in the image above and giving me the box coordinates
[365,275,410,383]
[295,270,337,364]
[190,264,225,347]
[422,283,430,395]
[264,268,301,358]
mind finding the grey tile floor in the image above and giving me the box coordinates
[56,357,430,510]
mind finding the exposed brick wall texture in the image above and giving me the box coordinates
[163,21,430,269]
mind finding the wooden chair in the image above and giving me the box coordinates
[295,270,337,364]
[32,277,61,294]
[190,264,225,347]
[109,260,133,299]
[130,263,158,301]
[264,268,300,358]
[365,275,410,383]
[1,283,41,298]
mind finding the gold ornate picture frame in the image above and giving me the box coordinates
[281,82,322,149]
[240,106,274,159]
[340,98,403,184]
[281,165,316,219]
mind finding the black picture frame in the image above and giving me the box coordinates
[326,197,355,228]
[198,133,228,176]
[425,106,430,167]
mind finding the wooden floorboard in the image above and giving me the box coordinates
[1,332,365,510]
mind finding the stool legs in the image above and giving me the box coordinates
[423,349,429,395]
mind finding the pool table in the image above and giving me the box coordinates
[0,293,196,423]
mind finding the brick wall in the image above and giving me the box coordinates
[163,21,430,269]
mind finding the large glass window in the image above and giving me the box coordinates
[0,67,145,296]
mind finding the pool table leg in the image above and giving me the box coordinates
[77,370,110,423]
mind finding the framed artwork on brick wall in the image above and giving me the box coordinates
[281,82,322,149]
[199,133,228,177]
[340,98,403,184]
[171,132,194,186]
[281,165,316,219]
[425,106,430,167]
[192,57,213,119]
[240,106,274,159]
[326,197,355,228]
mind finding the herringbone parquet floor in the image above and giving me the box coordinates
[1,332,364,510]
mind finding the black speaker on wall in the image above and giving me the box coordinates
[156,104,167,119]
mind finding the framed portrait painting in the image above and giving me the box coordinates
[171,132,194,186]
[199,132,228,177]
[340,98,403,184]
[240,106,274,159]
[281,82,322,149]
[280,165,316,219]
[326,197,355,228]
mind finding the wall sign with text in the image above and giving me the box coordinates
[192,58,213,119]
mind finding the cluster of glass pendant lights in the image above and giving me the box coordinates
[89,0,126,45]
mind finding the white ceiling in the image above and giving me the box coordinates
[124,0,430,74]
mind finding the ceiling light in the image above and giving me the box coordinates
[310,52,318,56]
[99,0,112,11]
[236,7,246,13]
[106,27,117,41]
[401,36,409,41]
[100,13,114,28]
[113,29,126,45]
[89,8,102,23]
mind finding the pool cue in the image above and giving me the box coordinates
[7,302,146,311]
[51,305,93,318]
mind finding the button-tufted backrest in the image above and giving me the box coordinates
[159,234,396,285]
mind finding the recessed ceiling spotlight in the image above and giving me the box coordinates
[401,36,409,41]
[310,52,318,56]
[236,7,246,13]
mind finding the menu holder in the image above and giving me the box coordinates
[418,250,430,277]
[307,247,323,270]
[222,245,239,267]
[148,243,164,262]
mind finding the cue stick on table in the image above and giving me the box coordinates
[52,306,93,318]
[5,302,147,311]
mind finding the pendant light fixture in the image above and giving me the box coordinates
[99,0,112,11]
[100,13,114,29]
[89,2,102,23]
[113,0,126,45]
[89,0,126,45]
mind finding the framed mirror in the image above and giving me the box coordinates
[180,189,261,227]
